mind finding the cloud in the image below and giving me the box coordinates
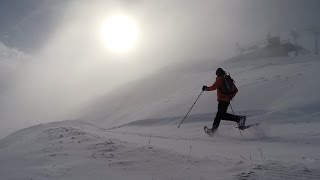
[0,42,32,138]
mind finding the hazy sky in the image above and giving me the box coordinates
[0,0,319,56]
[0,0,319,138]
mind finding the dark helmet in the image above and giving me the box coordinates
[216,68,225,76]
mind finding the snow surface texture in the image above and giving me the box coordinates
[1,56,320,179]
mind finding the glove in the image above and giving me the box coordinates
[202,86,208,91]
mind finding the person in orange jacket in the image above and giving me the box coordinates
[202,68,246,133]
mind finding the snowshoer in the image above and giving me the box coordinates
[202,68,246,133]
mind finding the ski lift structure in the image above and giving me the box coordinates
[231,33,310,61]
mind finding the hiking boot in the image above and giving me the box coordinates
[238,116,246,128]
[211,127,218,133]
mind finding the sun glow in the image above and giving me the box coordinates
[100,15,139,53]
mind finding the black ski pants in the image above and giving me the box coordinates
[212,101,240,129]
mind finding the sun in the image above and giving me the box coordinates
[100,15,139,53]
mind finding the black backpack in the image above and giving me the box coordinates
[220,74,236,95]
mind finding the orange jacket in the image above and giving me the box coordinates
[206,75,238,102]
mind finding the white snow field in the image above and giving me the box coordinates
[1,55,320,179]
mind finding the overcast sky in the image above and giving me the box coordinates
[0,0,319,57]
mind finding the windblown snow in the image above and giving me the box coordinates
[1,56,320,180]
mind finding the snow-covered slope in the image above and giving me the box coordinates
[1,55,320,179]
[83,55,320,129]
[0,120,247,180]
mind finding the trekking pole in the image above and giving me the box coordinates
[229,102,235,114]
[229,102,243,136]
[178,90,204,128]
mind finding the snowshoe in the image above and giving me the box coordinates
[204,126,217,136]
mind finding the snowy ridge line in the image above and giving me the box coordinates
[107,126,320,145]
[105,113,213,130]
[107,130,206,142]
[0,119,105,145]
